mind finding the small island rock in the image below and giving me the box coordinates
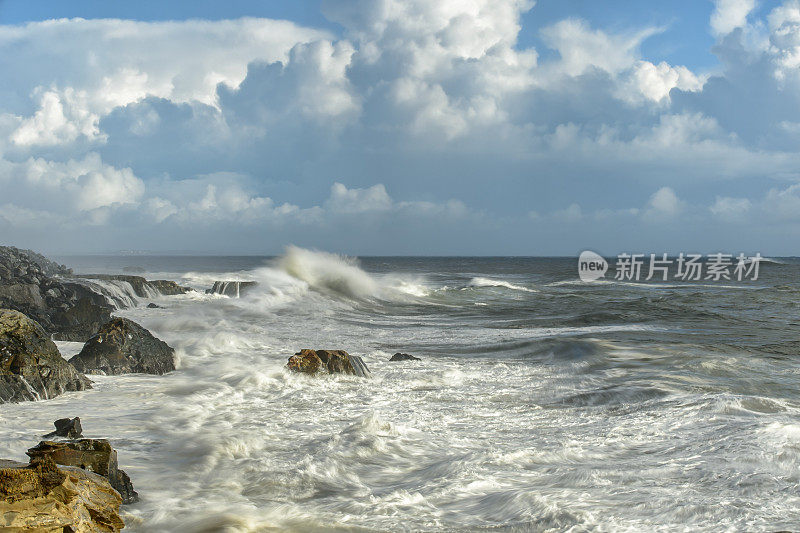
[69,317,175,375]
[389,352,421,361]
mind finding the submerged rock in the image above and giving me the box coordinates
[287,349,371,377]
[0,456,125,531]
[69,317,175,375]
[389,352,421,361]
[0,309,92,404]
[147,302,162,308]
[43,417,84,439]
[205,280,257,297]
[27,439,139,505]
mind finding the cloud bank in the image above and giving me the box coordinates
[1,0,798,254]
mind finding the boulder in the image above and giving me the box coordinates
[43,417,84,439]
[51,296,113,342]
[69,318,175,375]
[0,456,125,532]
[27,439,139,505]
[389,352,421,361]
[146,303,162,309]
[287,349,371,377]
[0,246,112,342]
[0,309,92,404]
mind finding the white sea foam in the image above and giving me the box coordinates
[0,255,796,531]
[468,277,537,292]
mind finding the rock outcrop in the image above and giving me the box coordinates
[43,417,84,439]
[0,246,112,341]
[75,274,192,297]
[0,309,92,404]
[0,456,125,532]
[28,439,139,505]
[69,318,175,375]
[287,349,371,377]
[205,281,257,297]
[389,352,421,361]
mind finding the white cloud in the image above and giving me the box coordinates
[762,183,800,219]
[15,153,144,211]
[645,187,683,217]
[11,89,101,146]
[540,19,657,77]
[711,0,756,37]
[710,196,752,220]
[326,182,393,213]
[0,1,799,253]
[624,61,705,103]
[554,203,583,222]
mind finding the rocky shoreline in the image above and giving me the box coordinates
[0,245,394,530]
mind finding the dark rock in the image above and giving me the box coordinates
[27,439,139,504]
[0,309,92,404]
[43,417,83,439]
[287,349,371,377]
[51,296,112,342]
[147,302,162,308]
[389,352,421,361]
[0,246,112,341]
[75,274,192,297]
[205,281,257,297]
[69,317,175,375]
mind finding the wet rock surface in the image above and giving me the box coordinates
[0,456,125,532]
[287,349,371,377]
[0,246,112,341]
[69,317,176,375]
[43,417,84,439]
[27,439,139,505]
[389,352,421,361]
[0,309,92,403]
[205,280,257,297]
[75,274,192,297]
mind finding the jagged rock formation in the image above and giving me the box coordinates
[0,246,112,341]
[0,309,92,403]
[28,439,139,505]
[0,456,125,532]
[43,417,84,439]
[287,349,371,377]
[69,317,175,375]
[75,274,192,297]
[1,246,193,341]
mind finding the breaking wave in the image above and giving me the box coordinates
[272,246,429,300]
[468,277,537,292]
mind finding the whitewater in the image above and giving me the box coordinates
[1,248,799,532]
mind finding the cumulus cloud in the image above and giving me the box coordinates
[1,152,144,213]
[710,196,752,220]
[644,187,683,218]
[711,0,756,37]
[1,1,799,253]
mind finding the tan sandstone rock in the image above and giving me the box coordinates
[0,456,124,532]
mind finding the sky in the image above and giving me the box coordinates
[0,0,798,256]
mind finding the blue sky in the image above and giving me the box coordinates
[0,0,798,255]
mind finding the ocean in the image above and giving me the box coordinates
[1,247,798,531]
